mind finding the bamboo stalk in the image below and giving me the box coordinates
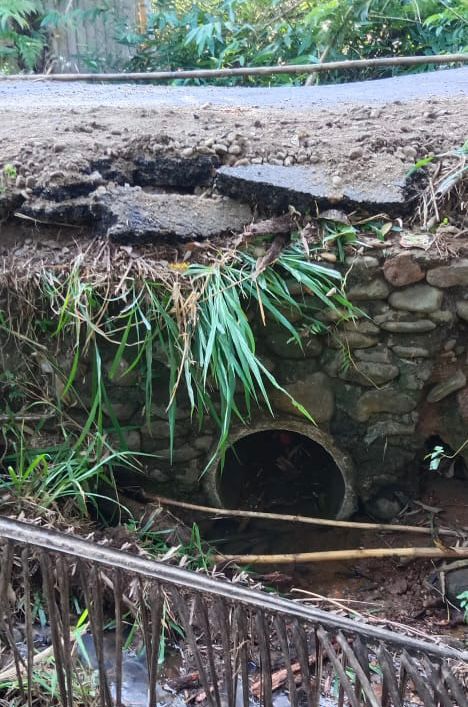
[148,494,461,537]
[0,54,466,82]
[214,546,468,565]
[305,2,356,86]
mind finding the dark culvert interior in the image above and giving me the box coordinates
[201,429,349,557]
[220,430,346,517]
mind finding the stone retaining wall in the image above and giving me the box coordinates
[262,250,468,504]
[3,247,467,514]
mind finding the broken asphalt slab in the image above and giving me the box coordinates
[13,149,413,242]
[17,182,253,242]
[216,164,410,215]
[91,187,253,243]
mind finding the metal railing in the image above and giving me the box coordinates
[0,517,467,706]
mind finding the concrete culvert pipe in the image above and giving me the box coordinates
[204,421,356,520]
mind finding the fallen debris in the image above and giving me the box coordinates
[251,656,316,698]
[148,494,463,537]
[214,545,468,565]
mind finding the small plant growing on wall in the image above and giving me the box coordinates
[0,162,17,192]
[457,590,468,623]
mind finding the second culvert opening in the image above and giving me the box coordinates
[216,429,347,519]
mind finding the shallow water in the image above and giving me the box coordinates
[79,632,343,706]
[80,633,185,707]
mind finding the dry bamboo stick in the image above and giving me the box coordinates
[0,54,466,82]
[149,494,461,537]
[250,657,315,697]
[213,546,468,565]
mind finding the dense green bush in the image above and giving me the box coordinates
[0,0,114,72]
[122,0,468,83]
[0,0,45,71]
[1,0,467,80]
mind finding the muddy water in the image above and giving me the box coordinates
[80,633,185,707]
[79,630,344,706]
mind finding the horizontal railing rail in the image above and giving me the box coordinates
[0,516,467,706]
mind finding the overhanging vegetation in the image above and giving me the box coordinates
[1,0,467,80]
[0,233,358,515]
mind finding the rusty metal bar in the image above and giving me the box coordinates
[57,554,74,707]
[336,632,380,707]
[233,605,250,707]
[215,597,234,707]
[317,627,360,707]
[148,583,163,707]
[40,551,69,706]
[274,615,299,707]
[400,650,437,706]
[1,516,468,707]
[1,517,466,662]
[0,540,25,691]
[378,643,402,707]
[292,618,315,706]
[420,655,453,707]
[171,587,217,707]
[113,568,124,707]
[20,548,33,707]
[196,595,222,707]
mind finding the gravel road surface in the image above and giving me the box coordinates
[1,67,466,110]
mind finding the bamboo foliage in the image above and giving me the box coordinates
[28,238,356,464]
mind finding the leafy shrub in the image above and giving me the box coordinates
[1,0,467,79]
[122,0,468,84]
[458,589,468,622]
[0,0,118,73]
[0,0,45,71]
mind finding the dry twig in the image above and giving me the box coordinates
[148,494,463,537]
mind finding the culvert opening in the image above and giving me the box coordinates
[217,429,346,519]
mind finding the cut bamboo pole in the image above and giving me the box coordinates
[149,495,461,537]
[213,546,468,565]
[0,54,466,82]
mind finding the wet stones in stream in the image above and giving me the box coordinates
[427,561,468,608]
